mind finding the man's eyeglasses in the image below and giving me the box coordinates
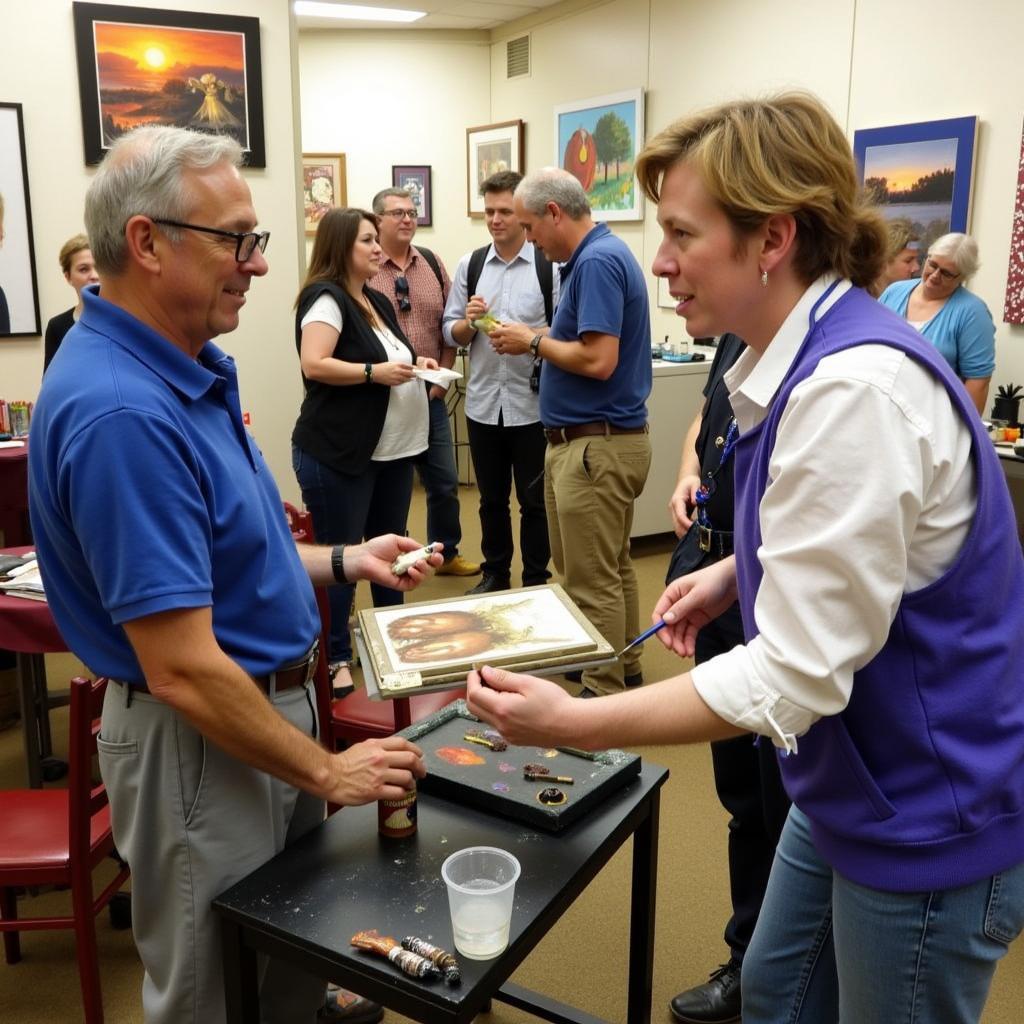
[395,275,411,312]
[923,257,960,282]
[381,209,418,221]
[150,218,270,263]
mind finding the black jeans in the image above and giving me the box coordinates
[695,603,791,963]
[466,415,550,585]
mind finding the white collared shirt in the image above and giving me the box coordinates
[442,240,559,426]
[691,276,976,750]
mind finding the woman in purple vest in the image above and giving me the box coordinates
[466,92,1024,1024]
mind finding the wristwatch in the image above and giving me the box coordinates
[529,334,543,357]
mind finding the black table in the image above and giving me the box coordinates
[214,762,668,1024]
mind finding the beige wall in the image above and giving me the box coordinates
[297,29,493,269]
[0,0,306,495]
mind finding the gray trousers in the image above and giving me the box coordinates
[98,680,327,1024]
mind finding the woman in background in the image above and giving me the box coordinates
[869,216,919,297]
[291,207,434,693]
[43,234,99,371]
[880,232,995,414]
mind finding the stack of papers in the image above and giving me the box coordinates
[0,554,46,602]
[413,367,462,386]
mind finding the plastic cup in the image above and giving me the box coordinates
[441,846,521,960]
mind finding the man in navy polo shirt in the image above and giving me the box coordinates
[489,168,652,697]
[28,126,436,1024]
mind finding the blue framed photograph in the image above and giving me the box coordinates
[391,164,432,227]
[853,116,978,254]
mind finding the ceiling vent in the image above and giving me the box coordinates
[506,34,530,79]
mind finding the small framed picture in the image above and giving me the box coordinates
[301,153,346,235]
[391,165,432,226]
[465,120,525,217]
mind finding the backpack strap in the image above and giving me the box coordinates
[413,245,444,292]
[534,248,554,327]
[465,245,490,301]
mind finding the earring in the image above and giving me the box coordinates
[760,269,768,288]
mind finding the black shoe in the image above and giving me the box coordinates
[465,574,509,595]
[669,961,742,1023]
[564,670,583,683]
[625,671,644,688]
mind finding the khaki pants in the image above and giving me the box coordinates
[544,431,652,694]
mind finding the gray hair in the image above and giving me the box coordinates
[514,168,590,219]
[372,187,414,215]
[927,232,980,280]
[84,126,243,275]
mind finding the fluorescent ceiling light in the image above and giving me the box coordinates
[294,1,426,22]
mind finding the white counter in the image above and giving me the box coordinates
[632,358,712,538]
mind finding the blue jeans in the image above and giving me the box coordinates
[743,805,1024,1023]
[292,445,413,663]
[414,392,461,559]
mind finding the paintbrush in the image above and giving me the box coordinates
[616,619,667,659]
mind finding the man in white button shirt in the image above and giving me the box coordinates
[443,171,557,594]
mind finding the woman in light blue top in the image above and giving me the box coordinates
[879,232,995,414]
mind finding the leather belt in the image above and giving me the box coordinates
[698,526,734,556]
[543,422,649,445]
[115,641,319,696]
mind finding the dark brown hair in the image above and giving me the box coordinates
[295,207,379,322]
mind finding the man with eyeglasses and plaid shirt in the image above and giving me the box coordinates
[369,187,480,577]
[29,127,434,1024]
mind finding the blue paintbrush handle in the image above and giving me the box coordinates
[618,619,667,657]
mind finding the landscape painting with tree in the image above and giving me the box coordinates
[73,3,266,166]
[853,116,977,255]
[554,89,644,221]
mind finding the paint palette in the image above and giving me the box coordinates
[399,700,641,832]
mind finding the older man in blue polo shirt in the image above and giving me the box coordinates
[29,126,436,1024]
[489,168,652,696]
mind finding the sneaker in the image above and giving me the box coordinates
[669,961,742,1023]
[319,985,384,1023]
[465,573,510,595]
[436,554,482,577]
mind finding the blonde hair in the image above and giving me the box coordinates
[58,233,91,275]
[635,92,887,288]
[884,218,919,262]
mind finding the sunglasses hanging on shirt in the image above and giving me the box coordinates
[395,275,411,312]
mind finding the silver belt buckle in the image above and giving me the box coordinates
[698,525,712,552]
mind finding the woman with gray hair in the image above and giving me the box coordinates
[880,232,995,413]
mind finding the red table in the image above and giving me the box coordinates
[0,442,31,546]
[0,545,68,787]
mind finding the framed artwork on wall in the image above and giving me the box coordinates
[392,165,432,227]
[852,115,978,255]
[465,119,525,217]
[72,2,266,167]
[0,103,42,338]
[554,88,644,222]
[301,153,346,236]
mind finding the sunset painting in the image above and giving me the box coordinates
[73,5,265,166]
[853,116,977,253]
[92,21,248,145]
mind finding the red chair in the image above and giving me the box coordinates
[0,676,131,1024]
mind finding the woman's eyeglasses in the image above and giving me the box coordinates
[395,275,411,312]
[923,258,960,282]
[150,218,270,263]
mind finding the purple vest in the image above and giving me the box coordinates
[735,284,1024,892]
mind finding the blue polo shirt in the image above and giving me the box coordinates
[539,223,652,428]
[28,286,319,683]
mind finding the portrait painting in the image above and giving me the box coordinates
[302,153,346,235]
[392,165,432,226]
[72,3,266,166]
[0,103,42,338]
[853,116,977,256]
[358,584,614,694]
[465,120,524,217]
[554,89,644,222]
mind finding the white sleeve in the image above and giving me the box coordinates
[691,347,972,751]
[300,293,344,332]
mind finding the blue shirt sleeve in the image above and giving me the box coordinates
[572,255,626,339]
[952,294,996,379]
[59,408,214,623]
